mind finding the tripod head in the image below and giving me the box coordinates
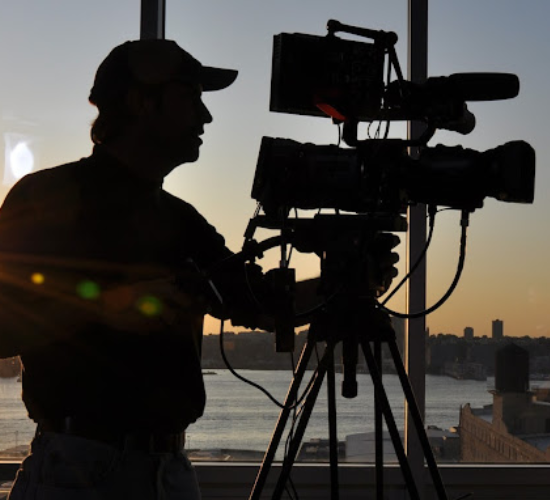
[243,212,403,354]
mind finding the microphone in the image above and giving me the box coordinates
[424,73,520,101]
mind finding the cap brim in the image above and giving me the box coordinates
[200,66,238,91]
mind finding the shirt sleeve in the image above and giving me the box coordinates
[170,199,269,328]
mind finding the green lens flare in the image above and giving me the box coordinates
[76,280,101,300]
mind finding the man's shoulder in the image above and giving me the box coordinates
[0,157,92,220]
[160,190,231,256]
[160,189,194,209]
[160,191,223,238]
[160,190,205,221]
[14,157,88,194]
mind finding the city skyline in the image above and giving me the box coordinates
[205,317,546,340]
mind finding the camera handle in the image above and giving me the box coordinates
[326,19,404,85]
[326,19,398,49]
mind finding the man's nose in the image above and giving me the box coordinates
[202,102,213,124]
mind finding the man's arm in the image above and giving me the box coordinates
[215,233,400,332]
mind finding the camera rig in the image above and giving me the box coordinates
[235,20,537,500]
[243,19,535,345]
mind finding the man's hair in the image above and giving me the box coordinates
[90,104,131,145]
[90,85,164,145]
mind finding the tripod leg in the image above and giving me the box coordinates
[326,350,340,500]
[387,338,449,500]
[360,339,421,500]
[249,336,316,500]
[374,340,384,500]
[271,341,334,500]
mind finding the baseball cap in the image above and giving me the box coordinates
[89,39,238,107]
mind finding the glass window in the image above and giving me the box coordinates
[3,0,547,481]
[425,1,550,464]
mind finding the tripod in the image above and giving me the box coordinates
[249,296,449,500]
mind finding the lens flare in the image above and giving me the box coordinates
[30,272,45,285]
[76,280,101,300]
[136,295,163,317]
[10,142,34,179]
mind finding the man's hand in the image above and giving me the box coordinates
[368,233,401,297]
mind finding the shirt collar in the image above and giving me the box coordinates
[90,145,165,193]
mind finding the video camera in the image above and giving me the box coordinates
[250,19,535,220]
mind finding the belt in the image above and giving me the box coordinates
[38,417,186,453]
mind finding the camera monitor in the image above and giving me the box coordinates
[270,32,386,121]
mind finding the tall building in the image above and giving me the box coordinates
[464,326,474,340]
[492,319,503,340]
[460,344,550,462]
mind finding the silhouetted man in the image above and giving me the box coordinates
[0,39,251,500]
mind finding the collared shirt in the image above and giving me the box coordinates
[0,146,232,432]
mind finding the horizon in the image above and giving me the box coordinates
[203,325,550,340]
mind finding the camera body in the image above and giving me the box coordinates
[252,137,535,219]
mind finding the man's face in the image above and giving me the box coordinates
[143,82,213,175]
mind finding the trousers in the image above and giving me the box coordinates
[8,432,201,500]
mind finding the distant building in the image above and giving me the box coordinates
[460,344,550,462]
[464,327,474,340]
[492,319,504,340]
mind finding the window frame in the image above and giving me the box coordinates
[1,1,549,498]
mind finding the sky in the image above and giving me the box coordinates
[0,1,549,338]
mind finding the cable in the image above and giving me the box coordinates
[283,364,319,500]
[218,321,319,499]
[285,208,300,265]
[218,320,290,408]
[379,210,470,319]
[219,320,318,410]
[381,205,436,305]
[243,261,268,312]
